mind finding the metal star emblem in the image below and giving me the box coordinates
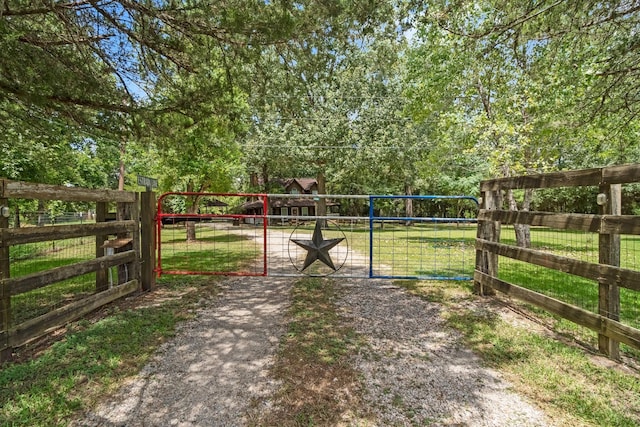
[291,221,345,271]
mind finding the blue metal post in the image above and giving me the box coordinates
[369,196,374,278]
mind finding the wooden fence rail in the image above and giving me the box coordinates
[0,179,156,362]
[476,163,640,359]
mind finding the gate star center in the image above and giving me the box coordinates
[290,221,345,271]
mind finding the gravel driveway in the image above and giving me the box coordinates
[76,225,551,426]
[76,273,551,426]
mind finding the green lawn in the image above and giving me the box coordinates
[158,223,262,274]
[0,275,221,427]
[274,221,477,279]
[3,221,640,426]
[497,226,640,332]
[9,238,97,326]
[274,221,640,343]
[397,279,640,427]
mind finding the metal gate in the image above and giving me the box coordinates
[156,193,478,280]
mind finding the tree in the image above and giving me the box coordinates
[432,1,640,121]
[2,0,386,185]
[243,23,428,210]
[405,1,640,246]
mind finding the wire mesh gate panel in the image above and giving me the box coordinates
[156,193,267,276]
[369,195,479,280]
[266,194,371,278]
[156,193,478,280]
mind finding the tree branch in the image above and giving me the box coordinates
[18,34,112,47]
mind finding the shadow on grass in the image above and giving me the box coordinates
[404,236,476,246]
[0,304,187,427]
[447,308,536,366]
[161,248,258,273]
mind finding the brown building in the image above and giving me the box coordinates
[241,178,339,221]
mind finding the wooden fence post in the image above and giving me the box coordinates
[95,201,109,292]
[0,191,12,362]
[140,190,156,291]
[130,193,140,289]
[116,200,136,287]
[475,189,499,295]
[598,183,621,359]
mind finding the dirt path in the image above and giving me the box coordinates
[337,279,550,426]
[77,276,291,426]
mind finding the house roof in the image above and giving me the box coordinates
[203,199,228,207]
[284,178,317,192]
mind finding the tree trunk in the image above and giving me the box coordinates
[404,183,413,226]
[507,188,534,248]
[261,163,269,190]
[185,183,198,242]
[13,204,20,228]
[37,200,45,226]
[250,172,259,188]
[316,170,327,228]
[118,138,126,191]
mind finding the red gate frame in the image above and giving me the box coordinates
[156,192,268,277]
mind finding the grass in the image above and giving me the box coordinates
[276,221,640,351]
[395,279,640,427]
[0,275,222,427]
[1,221,261,427]
[159,223,262,274]
[5,218,640,425]
[9,238,97,326]
[10,237,93,263]
[274,221,478,279]
[248,277,373,426]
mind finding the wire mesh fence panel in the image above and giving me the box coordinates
[370,221,477,279]
[12,272,97,327]
[498,226,601,314]
[496,227,640,331]
[9,236,97,327]
[478,174,640,357]
[9,209,97,228]
[156,193,479,280]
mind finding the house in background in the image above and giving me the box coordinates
[241,178,339,222]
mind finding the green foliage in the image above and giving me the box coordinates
[3,1,640,205]
[406,0,640,180]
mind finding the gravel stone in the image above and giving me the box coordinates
[75,276,291,427]
[336,279,551,426]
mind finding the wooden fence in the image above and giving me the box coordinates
[475,164,640,359]
[0,179,156,362]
